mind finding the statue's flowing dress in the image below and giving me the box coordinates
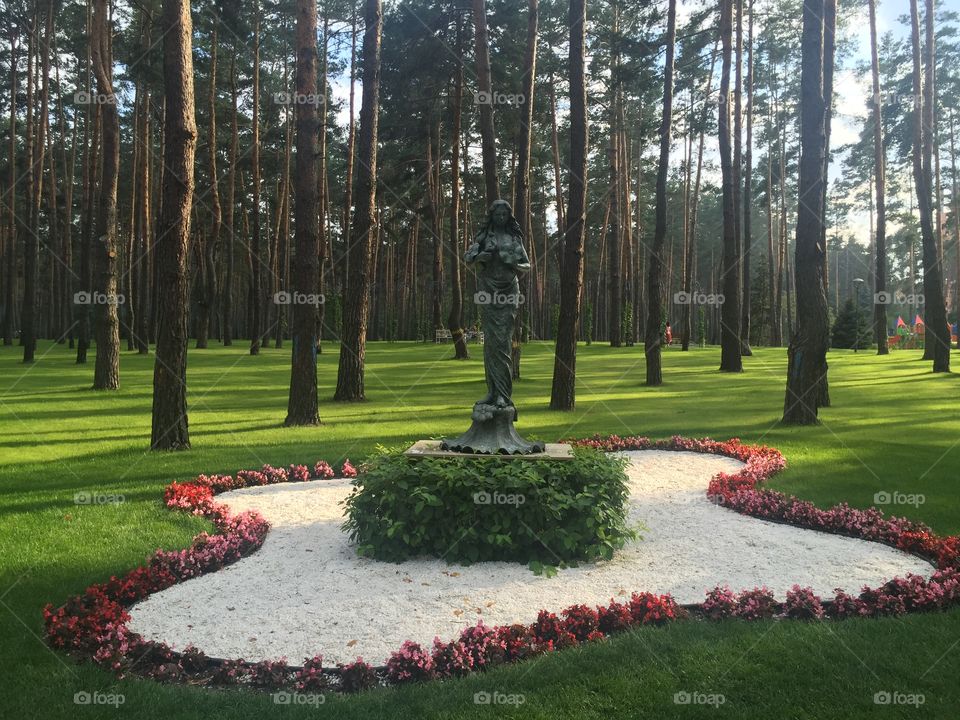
[466,229,530,409]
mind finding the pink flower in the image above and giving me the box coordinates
[338,658,377,692]
[702,585,737,620]
[385,641,434,683]
[783,585,824,620]
[312,460,336,479]
[734,587,779,620]
[288,465,311,483]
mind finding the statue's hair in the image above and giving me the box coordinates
[479,199,524,241]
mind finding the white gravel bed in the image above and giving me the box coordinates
[128,450,932,666]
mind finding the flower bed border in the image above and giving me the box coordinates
[43,437,960,693]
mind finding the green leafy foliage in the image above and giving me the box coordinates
[342,446,638,567]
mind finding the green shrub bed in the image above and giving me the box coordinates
[341,446,637,567]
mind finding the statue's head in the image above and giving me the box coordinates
[485,199,522,238]
[490,200,511,229]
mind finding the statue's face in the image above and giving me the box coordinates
[492,205,509,228]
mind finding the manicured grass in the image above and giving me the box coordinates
[1,339,959,718]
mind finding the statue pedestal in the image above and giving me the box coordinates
[406,439,572,461]
[437,405,547,456]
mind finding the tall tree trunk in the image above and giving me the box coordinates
[644,0,676,386]
[3,30,16,347]
[472,0,499,205]
[274,59,293,350]
[718,0,742,372]
[817,0,835,304]
[814,0,835,408]
[549,0,587,410]
[46,95,62,343]
[341,1,358,289]
[286,0,321,425]
[512,0,538,375]
[427,122,443,334]
[58,43,76,348]
[777,88,788,341]
[621,122,634,346]
[950,111,959,347]
[868,0,888,356]
[766,128,779,346]
[316,9,330,349]
[249,1,262,355]
[91,0,120,388]
[77,2,97,364]
[740,0,754,354]
[151,0,197,449]
[681,39,716,352]
[910,0,949,371]
[222,56,237,346]
[447,16,468,360]
[334,0,382,401]
[731,0,744,359]
[607,2,622,348]
[122,70,137,351]
[22,11,44,363]
[782,0,831,424]
[196,19,220,349]
[151,96,166,346]
[135,82,151,353]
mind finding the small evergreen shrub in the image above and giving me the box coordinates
[341,446,637,566]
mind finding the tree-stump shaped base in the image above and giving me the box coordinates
[441,404,545,455]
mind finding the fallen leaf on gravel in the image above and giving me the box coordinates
[485,601,495,607]
[402,577,412,583]
[347,640,357,647]
[453,609,463,617]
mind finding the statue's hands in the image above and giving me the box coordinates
[475,251,492,263]
[498,238,522,266]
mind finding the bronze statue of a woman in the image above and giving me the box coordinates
[442,200,545,455]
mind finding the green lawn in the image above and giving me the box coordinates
[2,340,959,719]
